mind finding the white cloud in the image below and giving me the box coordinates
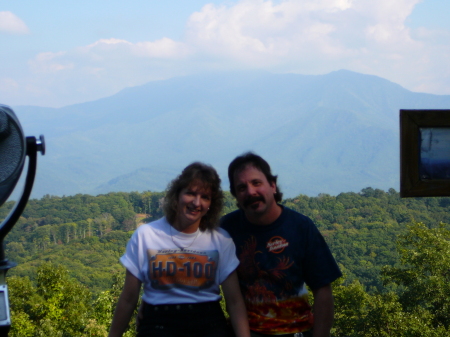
[0,11,29,34]
[134,38,193,58]
[185,0,423,63]
[2,0,450,107]
[14,37,194,107]
[26,37,191,80]
[181,0,450,96]
[75,38,192,59]
[0,78,19,91]
[88,38,132,47]
[28,52,74,73]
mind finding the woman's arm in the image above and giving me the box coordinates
[108,269,142,337]
[221,270,251,337]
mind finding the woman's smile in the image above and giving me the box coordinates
[174,183,211,232]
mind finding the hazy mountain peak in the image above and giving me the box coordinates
[10,70,450,199]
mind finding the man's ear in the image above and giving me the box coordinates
[270,181,277,193]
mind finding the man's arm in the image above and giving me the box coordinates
[312,284,334,337]
[108,270,142,337]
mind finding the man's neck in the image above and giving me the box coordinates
[245,204,282,226]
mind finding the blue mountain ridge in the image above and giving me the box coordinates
[10,69,450,199]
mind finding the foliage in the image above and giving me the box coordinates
[382,222,450,330]
[9,263,94,336]
[332,222,450,336]
[8,263,137,337]
[4,188,450,292]
[333,279,446,336]
[3,188,450,335]
[284,188,450,290]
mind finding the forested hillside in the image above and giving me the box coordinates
[3,187,448,291]
[2,188,450,336]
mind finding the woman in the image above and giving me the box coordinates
[108,162,250,337]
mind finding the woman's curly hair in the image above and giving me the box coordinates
[163,162,224,231]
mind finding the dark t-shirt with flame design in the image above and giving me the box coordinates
[221,206,342,334]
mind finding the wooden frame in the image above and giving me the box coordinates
[400,109,450,197]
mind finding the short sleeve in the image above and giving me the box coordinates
[120,230,144,282]
[216,228,240,284]
[302,220,342,290]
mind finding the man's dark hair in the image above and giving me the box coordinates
[164,162,224,231]
[228,152,283,202]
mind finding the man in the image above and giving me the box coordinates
[221,152,342,337]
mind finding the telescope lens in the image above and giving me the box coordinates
[0,106,26,205]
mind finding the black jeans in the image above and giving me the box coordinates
[137,301,232,337]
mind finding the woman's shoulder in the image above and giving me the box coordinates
[213,226,232,238]
[134,217,168,235]
[205,227,234,245]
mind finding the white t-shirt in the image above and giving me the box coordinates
[120,217,239,305]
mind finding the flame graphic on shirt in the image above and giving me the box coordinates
[237,236,313,333]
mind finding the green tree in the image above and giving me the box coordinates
[382,222,450,329]
[92,272,137,337]
[333,278,447,336]
[8,263,95,337]
[332,221,450,336]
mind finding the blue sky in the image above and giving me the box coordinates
[1,0,450,107]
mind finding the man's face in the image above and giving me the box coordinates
[233,165,277,218]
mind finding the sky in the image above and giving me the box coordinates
[1,0,450,108]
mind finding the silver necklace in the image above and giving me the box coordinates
[169,224,199,251]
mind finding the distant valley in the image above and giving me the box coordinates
[10,70,450,199]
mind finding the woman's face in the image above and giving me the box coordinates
[175,183,212,231]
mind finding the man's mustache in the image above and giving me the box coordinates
[243,196,265,207]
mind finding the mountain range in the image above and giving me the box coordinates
[9,70,450,199]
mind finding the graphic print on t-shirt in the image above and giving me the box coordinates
[266,236,289,253]
[148,249,218,290]
[238,236,313,334]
